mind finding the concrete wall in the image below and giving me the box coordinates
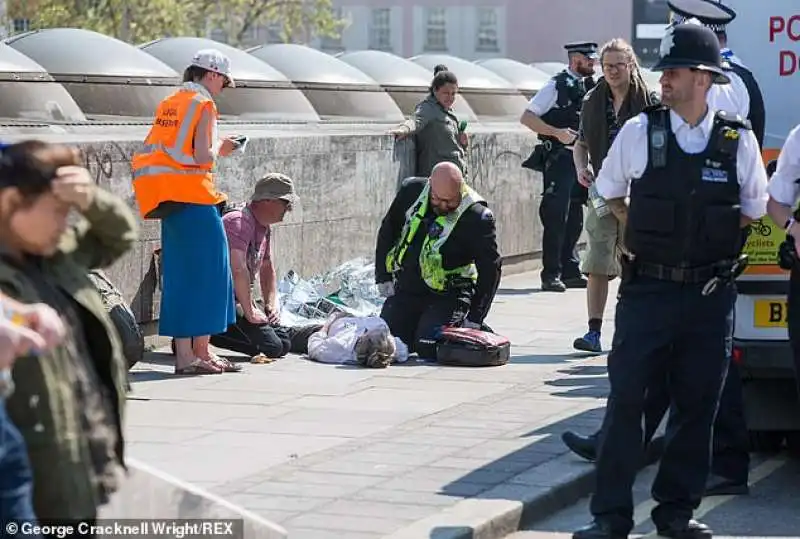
[39,122,542,326]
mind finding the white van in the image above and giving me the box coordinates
[726,0,800,451]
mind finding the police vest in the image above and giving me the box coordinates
[725,61,766,148]
[540,70,591,144]
[130,87,226,219]
[385,183,485,292]
[625,106,746,268]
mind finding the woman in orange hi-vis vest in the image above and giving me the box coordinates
[131,49,242,375]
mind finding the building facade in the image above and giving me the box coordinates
[307,0,633,63]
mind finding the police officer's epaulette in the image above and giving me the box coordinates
[714,110,752,131]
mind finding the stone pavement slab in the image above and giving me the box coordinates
[126,272,618,537]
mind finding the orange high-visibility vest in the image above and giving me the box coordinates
[131,88,226,219]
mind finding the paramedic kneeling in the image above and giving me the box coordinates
[765,123,800,398]
[375,161,502,359]
[573,22,768,539]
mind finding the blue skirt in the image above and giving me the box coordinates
[159,203,235,338]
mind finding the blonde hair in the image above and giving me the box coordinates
[354,327,396,368]
[599,37,648,88]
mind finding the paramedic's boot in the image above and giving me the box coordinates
[574,330,602,353]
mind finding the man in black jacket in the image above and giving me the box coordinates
[375,162,502,359]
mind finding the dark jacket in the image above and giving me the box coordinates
[0,188,138,520]
[375,177,501,323]
[580,73,658,174]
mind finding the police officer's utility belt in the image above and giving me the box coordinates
[632,261,718,284]
[625,255,749,295]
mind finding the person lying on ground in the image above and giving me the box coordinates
[307,312,409,368]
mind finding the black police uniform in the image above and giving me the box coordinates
[537,42,596,290]
[669,0,760,492]
[575,23,753,539]
[375,177,502,358]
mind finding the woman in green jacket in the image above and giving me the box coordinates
[0,140,136,526]
[392,65,469,177]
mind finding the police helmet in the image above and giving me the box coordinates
[651,22,730,84]
[668,0,735,32]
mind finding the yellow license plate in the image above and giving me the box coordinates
[753,299,789,328]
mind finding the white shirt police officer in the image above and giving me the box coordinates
[573,21,768,539]
[520,42,597,292]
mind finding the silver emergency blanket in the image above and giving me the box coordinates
[277,257,385,326]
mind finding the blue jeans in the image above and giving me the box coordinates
[0,400,38,532]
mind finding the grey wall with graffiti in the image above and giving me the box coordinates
[17,123,543,325]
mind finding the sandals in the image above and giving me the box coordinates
[208,353,243,373]
[175,358,223,375]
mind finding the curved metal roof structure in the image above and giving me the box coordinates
[408,54,528,118]
[248,44,403,121]
[476,58,550,96]
[140,37,319,121]
[5,28,179,117]
[337,50,477,121]
[0,43,86,122]
[532,62,567,76]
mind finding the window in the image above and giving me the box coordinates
[320,8,344,51]
[423,8,447,52]
[13,18,30,34]
[475,8,499,52]
[369,8,391,51]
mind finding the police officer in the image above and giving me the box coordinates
[765,123,800,398]
[375,161,502,359]
[669,0,766,147]
[521,42,597,292]
[573,22,768,539]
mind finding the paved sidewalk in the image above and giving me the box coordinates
[127,272,618,538]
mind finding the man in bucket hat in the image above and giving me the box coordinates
[572,21,768,539]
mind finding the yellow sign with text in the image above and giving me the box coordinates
[754,298,789,328]
[742,216,785,274]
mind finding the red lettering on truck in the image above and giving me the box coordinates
[780,50,797,76]
[770,14,800,41]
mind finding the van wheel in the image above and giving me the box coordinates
[748,430,785,453]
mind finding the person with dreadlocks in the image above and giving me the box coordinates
[571,37,660,354]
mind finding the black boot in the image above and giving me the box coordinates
[542,277,567,292]
[562,431,598,462]
[656,519,712,539]
[573,521,628,539]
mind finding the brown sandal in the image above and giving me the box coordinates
[175,358,223,375]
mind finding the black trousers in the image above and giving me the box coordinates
[591,301,750,484]
[590,276,734,533]
[539,149,583,281]
[210,315,321,357]
[380,287,469,359]
[786,268,800,400]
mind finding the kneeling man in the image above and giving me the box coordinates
[211,173,320,358]
[375,162,502,358]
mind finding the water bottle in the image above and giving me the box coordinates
[588,183,611,218]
